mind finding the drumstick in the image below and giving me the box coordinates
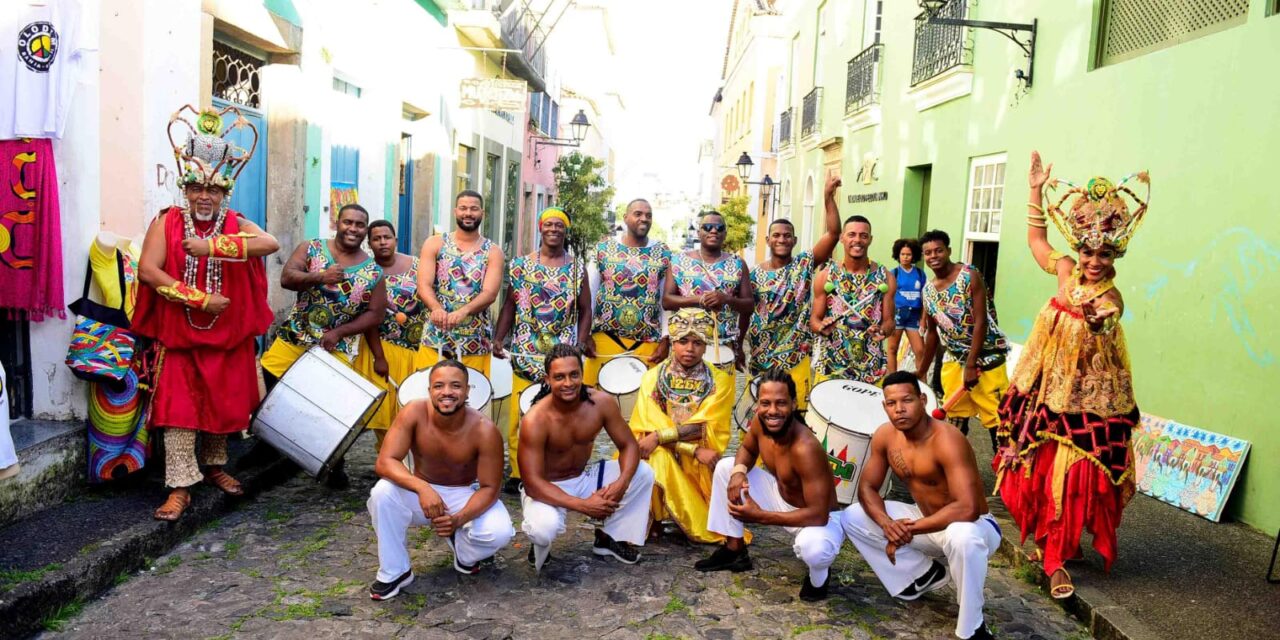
[931,387,970,419]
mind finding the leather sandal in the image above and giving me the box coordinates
[1050,568,1075,599]
[154,490,192,521]
[204,468,245,496]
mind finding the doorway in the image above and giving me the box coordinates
[397,134,414,253]
[967,240,1000,301]
[902,164,932,238]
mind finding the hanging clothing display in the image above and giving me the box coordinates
[0,0,98,140]
[0,138,64,320]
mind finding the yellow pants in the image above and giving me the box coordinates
[351,338,419,431]
[940,361,1009,429]
[583,333,660,387]
[260,339,351,379]
[508,374,537,479]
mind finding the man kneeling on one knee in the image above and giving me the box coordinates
[842,371,1000,640]
[696,368,844,602]
[367,359,515,601]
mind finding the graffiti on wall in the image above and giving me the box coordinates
[1145,227,1278,367]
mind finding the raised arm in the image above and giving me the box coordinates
[908,428,986,534]
[1026,151,1072,276]
[813,175,843,266]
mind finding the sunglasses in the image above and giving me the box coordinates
[701,223,726,233]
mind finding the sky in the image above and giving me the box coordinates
[606,0,733,208]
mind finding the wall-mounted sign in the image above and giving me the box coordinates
[460,78,528,111]
[720,174,741,193]
[858,152,880,185]
[847,192,888,204]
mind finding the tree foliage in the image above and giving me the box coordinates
[717,194,755,254]
[552,151,615,257]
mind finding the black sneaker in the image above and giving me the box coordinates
[325,466,350,490]
[965,623,995,640]
[447,534,479,575]
[799,575,829,602]
[591,529,641,564]
[369,570,414,601]
[694,545,752,572]
[897,560,949,600]
[502,478,522,496]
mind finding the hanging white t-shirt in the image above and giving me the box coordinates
[0,0,99,140]
[0,362,18,480]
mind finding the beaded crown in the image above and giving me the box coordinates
[166,105,258,193]
[668,308,716,343]
[1046,172,1150,257]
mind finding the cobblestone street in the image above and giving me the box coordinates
[39,436,1086,640]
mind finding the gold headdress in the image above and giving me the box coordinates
[1045,172,1150,257]
[668,308,715,343]
[166,105,259,193]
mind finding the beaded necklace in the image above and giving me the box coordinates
[181,200,228,330]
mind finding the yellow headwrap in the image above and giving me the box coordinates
[668,308,715,343]
[539,207,570,228]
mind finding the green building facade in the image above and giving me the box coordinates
[768,0,1280,532]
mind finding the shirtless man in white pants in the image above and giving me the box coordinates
[367,359,514,600]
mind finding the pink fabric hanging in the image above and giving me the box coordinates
[0,138,64,320]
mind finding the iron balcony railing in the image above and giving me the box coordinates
[777,107,793,149]
[499,5,547,84]
[801,87,822,140]
[911,0,973,86]
[845,43,883,114]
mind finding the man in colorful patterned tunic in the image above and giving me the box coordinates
[585,198,671,386]
[664,211,753,370]
[810,215,896,384]
[494,207,592,489]
[416,190,505,378]
[915,229,1009,453]
[262,204,387,378]
[629,308,735,543]
[354,220,428,450]
[745,175,841,408]
[134,105,279,521]
[261,204,387,487]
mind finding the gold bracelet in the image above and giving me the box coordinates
[1027,218,1048,229]
[1027,202,1044,213]
[675,442,698,457]
[657,428,679,445]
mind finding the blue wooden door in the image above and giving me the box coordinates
[397,135,414,253]
[213,98,267,227]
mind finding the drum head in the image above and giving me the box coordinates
[466,367,492,409]
[598,356,647,396]
[397,370,432,408]
[703,343,735,366]
[519,383,544,414]
[808,379,885,436]
[748,375,761,400]
[490,356,514,400]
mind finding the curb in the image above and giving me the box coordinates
[0,452,299,639]
[991,512,1162,640]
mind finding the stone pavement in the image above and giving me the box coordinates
[39,435,1087,640]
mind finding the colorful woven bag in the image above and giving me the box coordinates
[66,257,135,383]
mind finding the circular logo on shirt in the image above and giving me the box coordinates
[18,22,59,72]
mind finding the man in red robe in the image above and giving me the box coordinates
[133,105,279,521]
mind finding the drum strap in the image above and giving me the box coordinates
[595,459,606,490]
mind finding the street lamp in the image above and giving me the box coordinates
[533,109,592,165]
[917,0,1037,87]
[735,152,778,216]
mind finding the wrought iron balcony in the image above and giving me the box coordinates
[911,0,973,86]
[498,4,548,91]
[801,87,823,140]
[845,44,883,114]
[777,108,793,149]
